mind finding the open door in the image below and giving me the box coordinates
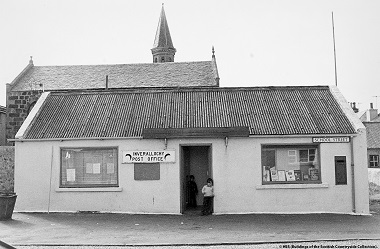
[180,145,212,214]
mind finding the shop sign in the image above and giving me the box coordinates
[312,137,350,143]
[122,150,175,163]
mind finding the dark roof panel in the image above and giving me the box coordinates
[23,86,356,139]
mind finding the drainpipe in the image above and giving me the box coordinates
[350,136,356,213]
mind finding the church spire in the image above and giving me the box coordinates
[151,4,176,63]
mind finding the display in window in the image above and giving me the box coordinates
[270,169,279,181]
[263,167,271,182]
[262,145,320,184]
[294,170,302,181]
[309,168,319,181]
[278,170,286,181]
[285,170,296,181]
[66,169,76,182]
[61,148,118,187]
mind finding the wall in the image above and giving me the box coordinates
[0,146,15,192]
[6,88,42,145]
[0,110,6,146]
[14,133,369,214]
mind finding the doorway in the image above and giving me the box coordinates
[181,145,212,214]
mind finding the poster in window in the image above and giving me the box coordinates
[303,174,309,181]
[288,150,296,164]
[270,170,279,181]
[93,163,101,174]
[278,170,286,181]
[66,169,76,182]
[285,170,296,181]
[309,168,319,181]
[107,163,115,174]
[294,170,302,181]
[86,163,93,174]
[263,167,271,181]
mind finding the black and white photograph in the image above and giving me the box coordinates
[0,0,379,248]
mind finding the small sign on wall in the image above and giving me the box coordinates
[312,137,350,143]
[122,150,175,163]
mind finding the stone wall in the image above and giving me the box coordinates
[0,146,15,193]
[6,88,42,145]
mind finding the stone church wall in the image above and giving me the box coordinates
[6,87,42,145]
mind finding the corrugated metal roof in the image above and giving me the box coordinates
[23,86,356,139]
[363,122,380,148]
[10,61,219,91]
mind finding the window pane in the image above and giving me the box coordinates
[61,148,118,187]
[262,145,320,184]
[299,150,309,163]
[369,155,380,168]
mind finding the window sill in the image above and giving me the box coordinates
[56,187,123,192]
[256,183,329,189]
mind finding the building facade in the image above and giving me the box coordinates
[13,86,369,214]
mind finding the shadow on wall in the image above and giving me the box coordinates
[0,146,15,193]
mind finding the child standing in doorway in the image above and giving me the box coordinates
[201,178,214,215]
[187,175,198,208]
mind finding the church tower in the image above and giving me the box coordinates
[151,4,176,63]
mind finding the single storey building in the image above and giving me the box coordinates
[13,85,369,215]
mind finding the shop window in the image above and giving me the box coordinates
[369,155,379,168]
[262,145,320,184]
[134,163,160,180]
[60,147,118,188]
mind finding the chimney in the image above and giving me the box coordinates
[351,102,359,113]
[105,75,109,90]
[367,103,378,121]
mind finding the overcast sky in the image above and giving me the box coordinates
[1,0,379,112]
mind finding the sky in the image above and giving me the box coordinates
[1,0,379,112]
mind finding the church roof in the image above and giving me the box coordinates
[16,86,357,140]
[152,4,175,50]
[9,61,219,91]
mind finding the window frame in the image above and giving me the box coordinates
[369,155,379,168]
[60,147,119,188]
[261,144,321,185]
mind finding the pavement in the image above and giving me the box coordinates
[1,204,380,248]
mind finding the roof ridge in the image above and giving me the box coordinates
[32,60,213,68]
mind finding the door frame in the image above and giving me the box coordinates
[179,144,212,214]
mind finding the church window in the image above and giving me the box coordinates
[161,57,165,62]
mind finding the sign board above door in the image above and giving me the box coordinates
[122,150,176,163]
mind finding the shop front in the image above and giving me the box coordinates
[13,86,370,214]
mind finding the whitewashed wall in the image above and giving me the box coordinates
[14,131,369,214]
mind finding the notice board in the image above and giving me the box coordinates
[134,163,160,181]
